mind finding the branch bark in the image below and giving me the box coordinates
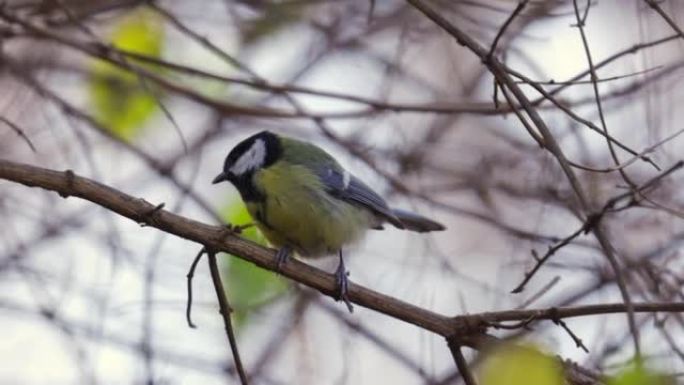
[0,159,454,335]
[3,159,684,335]
[3,159,684,385]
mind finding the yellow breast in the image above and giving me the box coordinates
[246,162,373,257]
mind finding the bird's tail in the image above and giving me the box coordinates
[391,209,445,233]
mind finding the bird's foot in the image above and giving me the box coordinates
[334,261,353,313]
[275,246,291,272]
[224,223,254,234]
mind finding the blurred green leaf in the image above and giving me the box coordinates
[607,361,672,385]
[479,343,564,385]
[220,201,288,327]
[242,2,305,44]
[89,9,164,140]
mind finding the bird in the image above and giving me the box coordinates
[212,131,445,311]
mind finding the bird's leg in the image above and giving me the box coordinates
[334,250,353,313]
[275,245,292,272]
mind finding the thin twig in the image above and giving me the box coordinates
[487,0,528,59]
[551,312,589,353]
[0,116,37,152]
[446,337,478,385]
[512,160,684,293]
[496,79,544,147]
[517,66,663,86]
[186,247,205,329]
[517,276,561,309]
[512,226,586,293]
[458,302,684,324]
[644,0,684,40]
[207,249,249,385]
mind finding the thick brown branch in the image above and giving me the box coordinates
[3,159,684,338]
[3,160,684,385]
[0,159,455,336]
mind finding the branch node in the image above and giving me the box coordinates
[139,202,165,226]
[583,212,602,233]
[58,169,75,198]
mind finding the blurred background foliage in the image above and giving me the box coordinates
[220,201,287,327]
[89,8,164,140]
[479,343,564,385]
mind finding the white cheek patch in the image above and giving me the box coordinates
[230,139,266,175]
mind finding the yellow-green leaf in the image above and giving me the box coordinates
[607,361,672,385]
[479,343,564,385]
[89,9,164,140]
[220,201,288,327]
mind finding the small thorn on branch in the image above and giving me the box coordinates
[146,202,166,216]
[139,202,165,226]
[531,249,540,261]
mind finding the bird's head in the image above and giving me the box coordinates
[212,130,281,185]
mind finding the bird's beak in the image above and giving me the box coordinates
[212,172,228,184]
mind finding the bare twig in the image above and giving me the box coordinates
[186,247,205,329]
[207,249,249,385]
[518,276,561,309]
[488,0,528,59]
[551,316,589,353]
[446,336,478,385]
[644,0,684,40]
[511,226,586,294]
[512,160,684,293]
[0,116,37,152]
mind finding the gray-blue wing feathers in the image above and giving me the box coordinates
[318,167,405,229]
[317,166,446,232]
[391,209,446,232]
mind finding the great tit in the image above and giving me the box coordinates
[212,131,445,311]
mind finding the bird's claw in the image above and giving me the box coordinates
[334,262,353,313]
[275,246,291,272]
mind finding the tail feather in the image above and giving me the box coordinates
[391,209,445,233]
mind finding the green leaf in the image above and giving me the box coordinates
[242,2,305,44]
[89,9,164,140]
[220,201,288,327]
[479,343,564,385]
[607,361,672,385]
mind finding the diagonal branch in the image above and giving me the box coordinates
[0,159,455,336]
[3,159,684,385]
[4,160,684,334]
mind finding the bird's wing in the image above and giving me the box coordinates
[317,166,404,229]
